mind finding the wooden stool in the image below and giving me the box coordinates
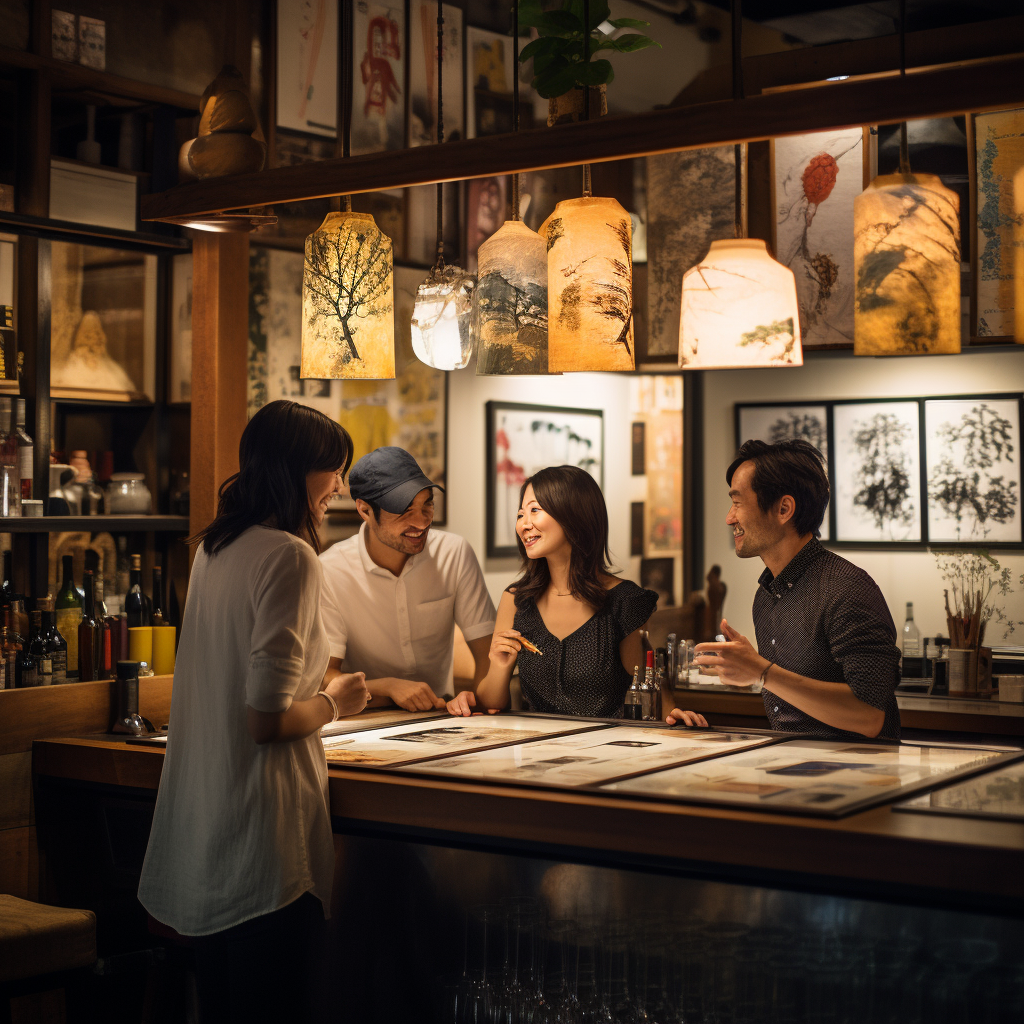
[0,895,96,1023]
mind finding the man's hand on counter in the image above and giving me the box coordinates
[664,709,709,727]
[370,677,447,712]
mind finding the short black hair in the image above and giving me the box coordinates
[726,438,829,538]
[363,499,383,522]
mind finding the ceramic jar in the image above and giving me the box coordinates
[106,473,152,514]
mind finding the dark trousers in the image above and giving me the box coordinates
[192,892,329,1024]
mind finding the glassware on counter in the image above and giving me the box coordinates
[67,450,104,515]
[106,473,152,514]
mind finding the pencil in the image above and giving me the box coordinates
[519,637,543,655]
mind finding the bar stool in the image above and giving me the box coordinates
[0,895,96,1023]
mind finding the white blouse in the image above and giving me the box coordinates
[139,527,333,936]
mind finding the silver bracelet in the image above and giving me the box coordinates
[759,662,773,687]
[318,690,340,722]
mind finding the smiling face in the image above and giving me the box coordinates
[361,487,435,556]
[726,461,786,559]
[307,468,344,527]
[516,483,569,561]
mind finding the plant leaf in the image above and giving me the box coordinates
[607,34,660,53]
[606,18,650,28]
[573,59,614,86]
[568,0,611,30]
[519,36,567,62]
[532,52,569,77]
[545,10,584,33]
[535,65,580,99]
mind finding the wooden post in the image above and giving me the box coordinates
[189,232,249,548]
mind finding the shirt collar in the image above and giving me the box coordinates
[357,521,419,578]
[757,537,824,595]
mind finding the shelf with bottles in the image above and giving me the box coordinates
[0,515,190,533]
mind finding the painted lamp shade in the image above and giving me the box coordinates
[678,239,803,369]
[544,197,634,372]
[301,212,396,379]
[853,172,960,355]
[474,220,550,375]
[411,265,477,371]
[1015,165,1024,344]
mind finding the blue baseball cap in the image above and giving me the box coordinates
[348,447,443,514]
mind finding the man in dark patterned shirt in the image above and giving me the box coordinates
[667,438,901,740]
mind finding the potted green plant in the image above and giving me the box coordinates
[518,0,660,125]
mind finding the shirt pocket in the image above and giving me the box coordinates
[412,595,456,642]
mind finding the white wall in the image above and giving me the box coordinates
[702,348,1024,646]
[443,361,636,608]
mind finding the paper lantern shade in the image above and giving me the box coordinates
[410,265,476,371]
[678,239,803,369]
[853,172,960,355]
[474,220,550,375]
[544,197,634,372]
[1015,165,1024,344]
[301,212,395,379]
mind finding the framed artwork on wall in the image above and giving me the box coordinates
[735,401,831,542]
[275,0,338,137]
[466,27,516,139]
[351,0,406,155]
[640,557,675,608]
[408,0,464,147]
[50,241,157,402]
[925,395,1022,544]
[486,401,603,558]
[464,176,508,273]
[771,127,869,349]
[832,400,922,544]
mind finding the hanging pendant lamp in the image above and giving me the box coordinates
[411,0,476,371]
[853,1,960,356]
[474,2,551,376]
[300,3,395,380]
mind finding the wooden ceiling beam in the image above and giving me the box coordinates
[141,52,1024,223]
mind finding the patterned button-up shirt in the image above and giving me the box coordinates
[753,538,901,740]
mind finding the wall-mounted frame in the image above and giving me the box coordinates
[486,401,604,558]
[736,392,1023,549]
[408,0,465,147]
[275,0,339,138]
[465,26,516,140]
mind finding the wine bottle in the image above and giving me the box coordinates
[0,604,23,690]
[78,569,103,682]
[640,650,658,721]
[902,602,923,678]
[17,610,42,688]
[42,610,67,686]
[151,566,165,626]
[55,554,83,679]
[125,554,150,628]
[623,665,643,720]
[14,398,33,500]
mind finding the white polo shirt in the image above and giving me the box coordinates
[319,524,496,696]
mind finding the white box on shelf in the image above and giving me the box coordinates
[49,159,137,232]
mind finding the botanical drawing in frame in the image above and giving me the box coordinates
[486,401,603,558]
[735,401,831,542]
[351,0,405,155]
[408,0,464,147]
[832,400,922,544]
[972,108,1024,339]
[925,395,1022,544]
[275,0,338,137]
[646,146,737,359]
[772,127,868,349]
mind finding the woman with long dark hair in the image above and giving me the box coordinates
[447,465,706,722]
[139,400,369,1022]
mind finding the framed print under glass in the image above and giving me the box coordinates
[486,401,603,558]
[275,0,338,137]
[736,401,831,541]
[601,738,1016,818]
[50,241,157,402]
[925,396,1023,544]
[321,714,601,767]
[833,400,922,544]
[895,756,1024,823]
[351,0,406,155]
[408,0,463,146]
[399,726,778,789]
[466,27,516,139]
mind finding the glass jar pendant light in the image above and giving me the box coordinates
[411,0,476,371]
[474,1,551,376]
[300,7,395,381]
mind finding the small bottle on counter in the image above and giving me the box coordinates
[125,554,151,628]
[0,604,23,689]
[78,569,103,682]
[56,555,83,679]
[902,602,923,677]
[17,611,42,688]
[624,665,643,720]
[640,650,658,721]
[41,609,67,685]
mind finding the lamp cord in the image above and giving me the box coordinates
[732,0,743,238]
[435,0,445,270]
[582,0,591,197]
[511,0,520,220]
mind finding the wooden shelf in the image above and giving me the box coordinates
[0,43,201,110]
[0,515,189,533]
[0,211,189,253]
[141,54,1024,221]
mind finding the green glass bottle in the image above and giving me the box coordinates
[55,554,83,680]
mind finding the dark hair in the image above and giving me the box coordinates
[510,466,614,611]
[193,400,353,556]
[726,438,829,538]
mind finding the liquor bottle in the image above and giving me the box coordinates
[902,602,923,677]
[125,554,150,628]
[623,665,643,720]
[0,604,23,689]
[17,611,42,688]
[78,569,103,682]
[652,647,666,722]
[0,397,15,469]
[94,577,108,618]
[14,399,33,500]
[0,306,17,383]
[42,609,67,685]
[151,566,166,626]
[640,650,657,721]
[55,555,83,679]
[101,621,113,680]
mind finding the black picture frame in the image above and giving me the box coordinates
[631,421,646,475]
[486,401,604,558]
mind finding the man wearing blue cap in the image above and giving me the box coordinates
[319,447,496,710]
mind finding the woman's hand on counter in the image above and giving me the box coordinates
[324,671,371,717]
[693,619,769,688]
[378,677,447,712]
[446,690,501,717]
[664,708,709,728]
